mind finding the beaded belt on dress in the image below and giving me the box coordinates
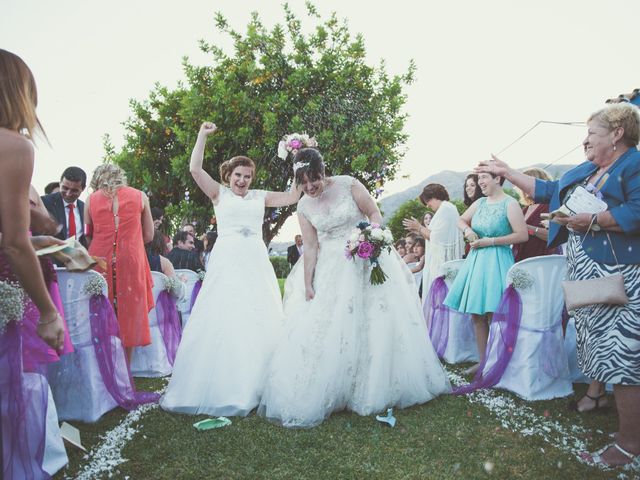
[218,227,260,238]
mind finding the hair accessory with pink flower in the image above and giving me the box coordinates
[277,133,319,160]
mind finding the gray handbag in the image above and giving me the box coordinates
[562,229,629,311]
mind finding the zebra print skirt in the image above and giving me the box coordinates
[566,234,640,385]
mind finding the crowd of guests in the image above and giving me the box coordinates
[1,46,639,474]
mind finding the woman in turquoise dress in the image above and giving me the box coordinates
[444,171,528,375]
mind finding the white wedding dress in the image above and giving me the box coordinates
[161,186,283,416]
[258,176,450,427]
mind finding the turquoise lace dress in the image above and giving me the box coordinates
[444,197,515,315]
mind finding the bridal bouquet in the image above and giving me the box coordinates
[277,133,318,160]
[345,221,394,285]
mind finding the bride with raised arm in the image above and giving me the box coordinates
[161,122,301,417]
[258,148,450,428]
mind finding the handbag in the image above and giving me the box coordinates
[562,225,629,311]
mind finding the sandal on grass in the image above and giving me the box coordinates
[567,393,608,413]
[580,443,640,472]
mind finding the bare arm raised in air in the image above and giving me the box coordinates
[190,122,222,202]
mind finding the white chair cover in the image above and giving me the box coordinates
[131,272,173,377]
[23,373,68,477]
[486,255,573,400]
[174,269,200,329]
[48,270,129,422]
[440,259,478,364]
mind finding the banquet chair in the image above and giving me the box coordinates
[484,255,573,400]
[174,269,200,329]
[131,271,181,377]
[48,270,129,422]
[438,259,479,364]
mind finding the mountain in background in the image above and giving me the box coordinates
[379,163,577,220]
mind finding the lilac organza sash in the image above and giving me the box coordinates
[189,280,202,312]
[426,276,450,358]
[454,285,522,395]
[89,295,159,409]
[518,321,566,378]
[155,291,182,366]
[1,322,50,480]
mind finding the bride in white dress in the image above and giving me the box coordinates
[161,122,300,416]
[259,149,450,427]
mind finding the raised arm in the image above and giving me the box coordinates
[264,179,302,208]
[141,191,154,244]
[299,213,319,301]
[476,154,536,198]
[351,179,383,225]
[190,122,222,202]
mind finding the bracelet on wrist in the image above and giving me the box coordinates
[491,237,496,246]
[38,313,60,326]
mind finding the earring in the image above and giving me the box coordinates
[613,143,617,151]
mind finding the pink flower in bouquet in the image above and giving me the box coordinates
[370,223,380,229]
[289,139,303,150]
[357,241,375,259]
[344,247,353,259]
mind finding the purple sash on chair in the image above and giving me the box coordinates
[454,285,522,395]
[189,280,202,313]
[89,295,159,409]
[426,276,450,358]
[154,291,182,365]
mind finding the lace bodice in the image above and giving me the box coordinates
[215,187,267,239]
[471,197,514,238]
[297,176,365,244]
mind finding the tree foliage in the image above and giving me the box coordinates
[386,197,467,242]
[110,3,415,242]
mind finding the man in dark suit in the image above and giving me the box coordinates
[287,234,303,267]
[40,166,88,247]
[167,231,203,272]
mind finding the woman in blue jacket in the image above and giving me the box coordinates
[479,102,640,470]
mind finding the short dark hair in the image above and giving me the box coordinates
[173,230,193,246]
[414,237,426,249]
[151,207,164,221]
[293,148,325,185]
[61,166,87,188]
[419,183,449,204]
[44,181,60,194]
[487,171,506,186]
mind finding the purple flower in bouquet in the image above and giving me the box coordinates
[357,241,375,259]
[288,138,303,150]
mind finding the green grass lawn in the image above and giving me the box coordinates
[55,373,620,479]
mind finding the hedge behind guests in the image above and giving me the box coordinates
[270,256,291,278]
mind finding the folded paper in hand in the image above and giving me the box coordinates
[549,185,608,219]
[37,238,97,272]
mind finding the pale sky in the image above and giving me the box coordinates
[2,0,638,241]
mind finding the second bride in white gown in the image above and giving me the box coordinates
[258,148,451,427]
[161,122,300,416]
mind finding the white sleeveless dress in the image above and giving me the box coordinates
[161,186,283,416]
[259,176,450,427]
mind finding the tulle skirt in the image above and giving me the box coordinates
[259,242,450,427]
[161,234,283,416]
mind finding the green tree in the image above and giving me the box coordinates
[386,199,429,242]
[110,3,414,242]
[386,197,468,242]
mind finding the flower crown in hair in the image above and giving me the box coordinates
[277,133,318,161]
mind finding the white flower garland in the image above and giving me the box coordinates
[508,268,535,291]
[442,266,459,283]
[82,275,108,297]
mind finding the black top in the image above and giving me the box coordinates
[166,248,203,272]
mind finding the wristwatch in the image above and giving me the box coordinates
[591,213,602,232]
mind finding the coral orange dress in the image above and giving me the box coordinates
[88,186,154,347]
